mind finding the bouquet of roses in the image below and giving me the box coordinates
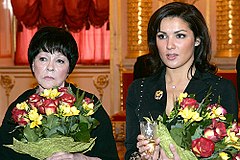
[153,91,240,160]
[4,86,101,160]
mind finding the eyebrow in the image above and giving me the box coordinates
[157,29,188,34]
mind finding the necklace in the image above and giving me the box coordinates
[172,85,176,89]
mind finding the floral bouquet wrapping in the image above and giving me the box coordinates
[153,92,240,160]
[4,86,100,160]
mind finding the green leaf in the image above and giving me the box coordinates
[73,122,90,142]
[191,125,203,140]
[4,137,96,160]
[156,119,198,160]
[170,127,184,147]
[73,129,90,142]
[45,126,65,138]
[75,91,85,108]
[23,125,39,142]
[91,118,100,129]
[70,123,79,132]
[43,114,60,129]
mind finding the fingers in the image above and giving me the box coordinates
[137,134,153,159]
[46,152,74,160]
[159,148,169,160]
[152,143,160,159]
[169,144,180,160]
[158,144,180,160]
[155,138,160,145]
[137,139,151,154]
[137,134,145,141]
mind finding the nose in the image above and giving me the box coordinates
[46,60,54,72]
[166,37,176,50]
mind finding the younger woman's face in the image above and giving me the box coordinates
[32,51,70,92]
[156,17,199,70]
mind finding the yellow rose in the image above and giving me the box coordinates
[41,88,60,99]
[178,93,188,103]
[83,102,94,116]
[178,107,193,123]
[16,102,29,111]
[191,112,203,122]
[219,152,230,160]
[225,130,239,143]
[59,104,80,116]
[29,108,43,128]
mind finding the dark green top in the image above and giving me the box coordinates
[0,83,119,160]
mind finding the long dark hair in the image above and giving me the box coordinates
[147,2,217,75]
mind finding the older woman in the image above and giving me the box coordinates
[0,27,119,160]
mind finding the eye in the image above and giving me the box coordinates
[56,59,65,64]
[156,33,167,39]
[176,33,186,39]
[39,57,47,62]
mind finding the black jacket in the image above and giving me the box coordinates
[236,54,240,101]
[124,69,238,159]
[0,83,119,160]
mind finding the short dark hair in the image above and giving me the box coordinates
[147,2,216,74]
[28,26,79,74]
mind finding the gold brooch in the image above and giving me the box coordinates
[155,90,163,100]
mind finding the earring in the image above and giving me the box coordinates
[195,38,200,46]
[195,41,200,46]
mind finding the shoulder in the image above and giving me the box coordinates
[9,88,36,108]
[206,73,233,87]
[195,71,234,86]
[194,71,236,96]
[130,70,164,89]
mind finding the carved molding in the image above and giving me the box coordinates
[93,75,109,101]
[0,75,15,105]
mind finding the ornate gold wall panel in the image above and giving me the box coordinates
[158,0,198,4]
[127,0,152,58]
[216,0,240,57]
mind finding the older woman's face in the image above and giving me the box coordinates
[32,51,70,92]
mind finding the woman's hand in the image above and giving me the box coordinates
[154,138,181,160]
[137,134,155,159]
[46,152,101,160]
[137,135,181,160]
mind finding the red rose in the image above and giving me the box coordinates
[28,94,43,109]
[180,98,199,109]
[40,99,59,115]
[58,87,69,93]
[233,152,240,160]
[204,119,227,142]
[11,107,29,126]
[59,92,76,106]
[192,137,215,158]
[84,97,93,104]
[230,122,240,137]
[207,103,227,115]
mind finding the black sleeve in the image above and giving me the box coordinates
[219,79,239,120]
[0,89,37,160]
[124,80,141,159]
[236,54,240,102]
[76,90,119,160]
